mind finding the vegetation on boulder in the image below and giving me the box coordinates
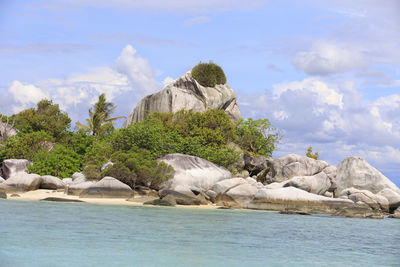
[191,62,227,87]
[306,146,319,160]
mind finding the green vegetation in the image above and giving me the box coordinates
[191,62,227,87]
[0,92,281,189]
[306,146,319,160]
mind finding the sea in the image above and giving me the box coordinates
[0,199,399,267]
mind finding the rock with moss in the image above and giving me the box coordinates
[124,70,242,126]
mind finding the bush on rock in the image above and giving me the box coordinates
[191,62,227,87]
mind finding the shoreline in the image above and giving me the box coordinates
[4,189,222,210]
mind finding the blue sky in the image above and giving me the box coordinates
[1,0,400,185]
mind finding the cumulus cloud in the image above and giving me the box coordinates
[239,78,400,171]
[3,45,164,126]
[292,42,367,75]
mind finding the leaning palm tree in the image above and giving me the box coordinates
[76,94,124,136]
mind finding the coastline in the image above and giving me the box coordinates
[4,189,221,210]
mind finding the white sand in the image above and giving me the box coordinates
[6,189,220,209]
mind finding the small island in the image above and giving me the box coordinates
[1,63,399,219]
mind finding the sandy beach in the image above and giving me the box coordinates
[5,189,220,209]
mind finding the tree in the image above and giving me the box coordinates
[9,99,71,140]
[306,146,319,160]
[76,94,124,137]
[235,118,281,157]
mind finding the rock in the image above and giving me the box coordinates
[0,176,4,183]
[0,189,6,199]
[100,160,114,171]
[388,210,400,219]
[0,172,42,193]
[245,177,257,186]
[124,71,242,126]
[283,172,331,195]
[172,184,198,198]
[132,186,159,198]
[159,190,201,205]
[377,189,400,212]
[158,153,231,193]
[263,154,330,184]
[40,175,65,190]
[243,153,269,176]
[71,172,87,184]
[67,181,94,196]
[335,157,400,195]
[1,159,31,179]
[10,193,20,197]
[143,198,176,206]
[127,195,159,203]
[265,182,284,189]
[324,192,333,198]
[332,206,384,219]
[340,187,389,212]
[79,177,133,198]
[211,178,246,195]
[0,121,18,141]
[217,183,258,208]
[62,178,73,184]
[205,189,218,200]
[40,197,84,203]
[280,208,311,215]
[248,187,354,213]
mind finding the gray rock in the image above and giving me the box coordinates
[79,177,133,198]
[0,189,6,199]
[132,186,159,198]
[377,188,400,212]
[248,187,354,213]
[0,172,42,193]
[0,122,18,141]
[283,172,331,195]
[263,154,330,184]
[243,153,269,176]
[100,160,114,171]
[1,159,31,179]
[144,198,176,206]
[40,197,84,203]
[219,183,258,208]
[388,210,400,219]
[62,178,73,184]
[335,157,400,195]
[67,181,94,196]
[124,71,242,126]
[71,172,87,184]
[211,178,246,195]
[158,153,231,193]
[340,187,389,212]
[332,206,384,219]
[159,190,201,205]
[40,175,65,190]
[0,176,4,183]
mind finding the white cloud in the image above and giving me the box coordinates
[3,45,164,126]
[292,42,367,75]
[184,16,211,26]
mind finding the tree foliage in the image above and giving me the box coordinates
[235,118,281,157]
[191,62,227,87]
[306,146,319,160]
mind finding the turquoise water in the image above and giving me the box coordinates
[0,200,399,267]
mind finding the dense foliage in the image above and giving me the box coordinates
[191,62,227,87]
[306,146,319,160]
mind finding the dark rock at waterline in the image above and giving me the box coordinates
[143,198,176,206]
[159,189,201,205]
[332,206,384,219]
[10,194,20,197]
[280,209,311,215]
[0,189,6,199]
[388,210,400,219]
[40,197,84,203]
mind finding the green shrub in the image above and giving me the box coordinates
[191,62,227,87]
[82,140,113,179]
[28,144,82,178]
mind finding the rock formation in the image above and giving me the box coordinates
[40,175,66,190]
[1,159,31,179]
[79,176,133,198]
[124,71,242,126]
[0,172,42,193]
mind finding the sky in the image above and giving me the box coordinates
[0,0,400,184]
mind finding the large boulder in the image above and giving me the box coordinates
[210,178,246,195]
[159,190,201,205]
[158,153,232,193]
[377,189,400,212]
[40,175,65,190]
[243,153,269,176]
[216,183,258,208]
[71,172,87,184]
[123,71,242,126]
[67,181,94,196]
[0,122,18,141]
[1,159,31,179]
[335,157,400,195]
[283,172,331,195]
[340,187,389,212]
[0,172,42,193]
[0,177,4,183]
[248,187,354,213]
[79,177,133,198]
[261,154,330,184]
[0,188,6,199]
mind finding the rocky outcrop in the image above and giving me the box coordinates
[377,189,400,212]
[243,153,269,176]
[1,159,31,179]
[72,172,87,184]
[340,187,389,212]
[0,177,4,183]
[248,187,354,213]
[79,177,133,198]
[67,181,94,196]
[0,188,6,199]
[159,190,201,205]
[40,175,65,190]
[123,71,242,126]
[158,153,231,193]
[283,172,332,195]
[0,172,42,193]
[0,122,18,141]
[335,157,400,195]
[260,154,330,184]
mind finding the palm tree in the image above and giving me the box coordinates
[76,94,124,136]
